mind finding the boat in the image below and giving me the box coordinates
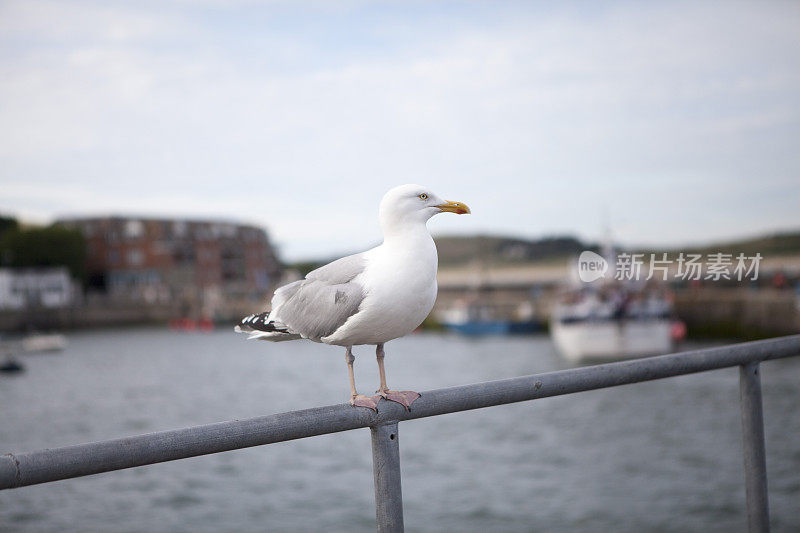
[438,300,542,336]
[0,357,25,374]
[437,239,544,336]
[550,285,678,363]
[0,336,26,373]
[549,234,687,363]
[22,333,67,353]
[0,333,66,374]
[438,304,511,335]
[168,317,215,332]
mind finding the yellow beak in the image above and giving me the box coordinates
[436,200,471,215]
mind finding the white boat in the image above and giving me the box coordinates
[551,317,673,363]
[22,333,67,353]
[550,288,676,363]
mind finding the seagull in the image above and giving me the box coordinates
[235,184,470,410]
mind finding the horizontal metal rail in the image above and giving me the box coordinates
[2,335,798,490]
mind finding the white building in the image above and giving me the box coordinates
[0,268,75,310]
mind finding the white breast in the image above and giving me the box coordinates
[322,231,438,346]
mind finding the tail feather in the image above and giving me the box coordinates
[247,331,302,342]
[235,311,301,342]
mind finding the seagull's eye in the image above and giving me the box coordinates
[418,193,428,200]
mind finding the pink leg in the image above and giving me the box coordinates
[346,346,380,411]
[375,343,420,410]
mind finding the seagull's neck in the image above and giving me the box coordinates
[377,217,438,274]
[380,219,434,249]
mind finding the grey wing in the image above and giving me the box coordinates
[306,252,366,283]
[272,253,367,341]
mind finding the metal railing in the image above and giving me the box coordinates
[3,335,799,532]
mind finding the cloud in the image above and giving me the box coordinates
[1,0,799,259]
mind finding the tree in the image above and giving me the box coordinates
[0,215,18,238]
[0,224,87,281]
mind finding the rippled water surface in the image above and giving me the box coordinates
[1,328,798,532]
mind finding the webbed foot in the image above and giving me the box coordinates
[377,389,420,410]
[350,394,380,411]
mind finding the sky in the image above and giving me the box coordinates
[1,0,799,261]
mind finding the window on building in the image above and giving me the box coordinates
[172,221,187,237]
[127,249,144,266]
[125,220,144,239]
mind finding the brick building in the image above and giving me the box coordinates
[58,217,282,308]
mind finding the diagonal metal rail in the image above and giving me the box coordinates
[3,335,799,532]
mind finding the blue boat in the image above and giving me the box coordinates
[438,302,542,336]
[444,320,510,336]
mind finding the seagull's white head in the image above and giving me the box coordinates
[379,184,470,235]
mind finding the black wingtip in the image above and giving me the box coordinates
[238,311,290,333]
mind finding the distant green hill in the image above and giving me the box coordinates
[288,229,800,272]
[432,235,592,267]
[433,230,800,267]
[659,230,800,257]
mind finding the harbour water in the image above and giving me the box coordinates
[1,328,798,532]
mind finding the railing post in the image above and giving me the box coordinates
[370,421,404,532]
[739,362,770,533]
